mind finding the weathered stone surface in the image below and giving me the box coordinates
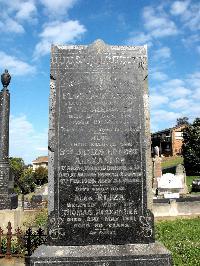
[0,72,16,210]
[48,40,154,245]
[0,161,10,209]
[27,242,172,266]
[0,89,10,161]
[152,156,162,194]
[0,161,16,209]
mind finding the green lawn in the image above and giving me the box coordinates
[156,218,200,266]
[161,156,184,169]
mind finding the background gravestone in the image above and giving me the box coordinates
[28,40,172,266]
[152,147,162,195]
[175,164,188,194]
[157,164,188,198]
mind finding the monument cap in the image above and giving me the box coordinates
[1,69,11,89]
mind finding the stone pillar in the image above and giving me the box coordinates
[0,70,12,209]
[0,88,10,161]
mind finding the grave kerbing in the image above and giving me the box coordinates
[28,40,172,265]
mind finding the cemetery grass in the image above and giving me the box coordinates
[161,156,183,169]
[156,218,200,266]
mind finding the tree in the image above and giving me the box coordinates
[176,117,189,126]
[18,168,36,194]
[182,118,200,176]
[9,157,25,193]
[33,166,48,186]
[9,157,25,179]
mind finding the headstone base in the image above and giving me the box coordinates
[0,160,17,209]
[27,242,172,266]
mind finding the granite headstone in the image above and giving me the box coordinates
[28,40,172,265]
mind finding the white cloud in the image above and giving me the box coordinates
[162,79,185,88]
[184,72,200,103]
[150,70,200,131]
[10,115,47,164]
[36,147,48,151]
[170,1,190,15]
[194,88,200,98]
[0,0,37,34]
[186,72,200,88]
[1,0,29,12]
[0,17,25,33]
[126,4,178,48]
[143,6,178,38]
[167,86,191,98]
[185,8,200,31]
[126,32,152,46]
[40,0,77,16]
[169,98,191,109]
[170,1,200,31]
[150,94,169,109]
[151,109,181,123]
[117,14,127,31]
[153,46,171,61]
[34,20,86,58]
[151,71,168,81]
[15,1,37,20]
[151,109,181,132]
[0,51,36,76]
[157,78,192,99]
[182,34,200,48]
[187,19,200,32]
[158,79,191,99]
[187,104,200,119]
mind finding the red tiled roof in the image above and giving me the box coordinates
[32,156,48,164]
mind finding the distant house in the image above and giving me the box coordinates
[151,124,187,157]
[32,156,48,171]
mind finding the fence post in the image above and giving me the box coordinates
[16,227,23,255]
[0,227,3,255]
[26,228,33,256]
[6,221,12,258]
[37,228,45,246]
[22,194,24,210]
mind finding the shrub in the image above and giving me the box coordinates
[35,209,48,227]
[182,118,200,176]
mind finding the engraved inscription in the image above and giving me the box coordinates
[50,43,154,245]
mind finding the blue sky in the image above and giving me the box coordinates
[0,0,200,163]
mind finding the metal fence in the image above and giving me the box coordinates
[0,222,47,258]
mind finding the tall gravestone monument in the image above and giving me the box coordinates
[29,40,172,265]
[0,70,15,209]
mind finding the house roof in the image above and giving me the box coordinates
[32,156,48,164]
[151,124,188,136]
